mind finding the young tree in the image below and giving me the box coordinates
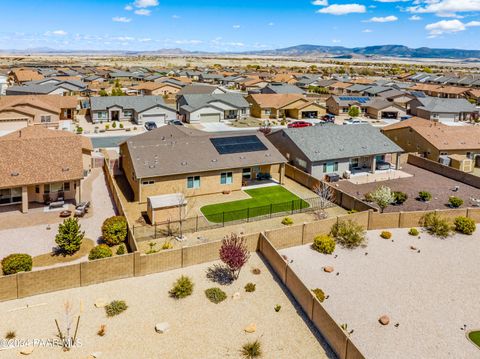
[313,182,336,210]
[348,106,360,118]
[370,186,394,213]
[55,218,84,255]
[219,233,250,280]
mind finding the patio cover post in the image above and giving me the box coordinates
[21,186,28,213]
[395,153,401,170]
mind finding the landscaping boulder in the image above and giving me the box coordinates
[379,315,390,326]
[94,298,108,308]
[410,246,417,251]
[244,323,256,333]
[155,322,170,334]
[324,266,334,273]
[232,292,241,300]
[19,346,34,355]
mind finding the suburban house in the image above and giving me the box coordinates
[364,98,408,120]
[130,82,183,96]
[177,84,227,97]
[267,124,403,180]
[9,68,44,84]
[409,96,478,122]
[247,94,326,120]
[89,96,177,126]
[0,95,78,132]
[177,93,250,123]
[382,117,480,172]
[0,126,92,213]
[260,83,305,95]
[325,95,370,115]
[6,78,88,96]
[119,126,287,204]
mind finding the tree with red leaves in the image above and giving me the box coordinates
[219,233,251,280]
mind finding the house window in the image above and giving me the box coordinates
[297,159,307,169]
[241,108,246,115]
[187,176,200,189]
[323,162,339,173]
[35,185,40,194]
[220,172,233,185]
[142,180,155,185]
[265,109,272,115]
[40,115,51,123]
[124,110,133,117]
[467,152,473,159]
[64,182,70,192]
[440,152,448,156]
[97,111,108,119]
[342,107,349,113]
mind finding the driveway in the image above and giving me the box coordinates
[0,169,117,265]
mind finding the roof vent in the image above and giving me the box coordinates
[211,159,218,162]
[239,156,246,159]
[149,165,155,169]
[11,172,19,177]
[181,161,187,166]
[265,153,272,157]
[62,167,70,172]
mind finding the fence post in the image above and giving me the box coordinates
[196,215,199,232]
[270,203,273,218]
[222,212,225,227]
[247,208,250,222]
[154,223,157,238]
[291,200,294,214]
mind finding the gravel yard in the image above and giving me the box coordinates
[281,228,480,359]
[0,253,333,359]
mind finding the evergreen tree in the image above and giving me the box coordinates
[55,218,84,255]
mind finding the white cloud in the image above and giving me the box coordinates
[111,36,135,41]
[268,22,275,26]
[112,16,132,23]
[408,0,480,18]
[312,0,328,5]
[133,0,158,8]
[138,38,152,42]
[172,15,180,19]
[375,0,408,2]
[317,4,366,15]
[425,18,480,36]
[134,9,151,15]
[233,25,241,29]
[174,39,203,45]
[365,15,399,22]
[332,39,341,43]
[362,29,373,32]
[45,30,68,36]
[124,5,133,11]
[409,15,422,20]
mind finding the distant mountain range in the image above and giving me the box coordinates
[1,44,480,59]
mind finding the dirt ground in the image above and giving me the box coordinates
[0,253,334,359]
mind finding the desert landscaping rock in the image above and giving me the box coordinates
[323,266,334,273]
[410,246,417,250]
[155,322,170,334]
[379,315,390,325]
[244,323,257,333]
[232,292,241,300]
[19,346,34,355]
[94,298,108,308]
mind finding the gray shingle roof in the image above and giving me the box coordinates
[279,124,403,162]
[262,83,305,94]
[90,96,174,113]
[179,93,249,112]
[416,97,477,113]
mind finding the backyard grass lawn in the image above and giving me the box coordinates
[468,331,480,349]
[201,186,309,223]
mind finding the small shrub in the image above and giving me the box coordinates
[312,288,325,303]
[205,287,227,304]
[347,209,358,214]
[161,241,173,250]
[418,191,432,202]
[146,241,158,254]
[105,300,127,317]
[219,234,250,280]
[169,275,194,299]
[112,121,117,129]
[274,304,281,312]
[281,217,294,226]
[102,216,127,246]
[312,234,336,254]
[76,127,83,134]
[380,231,392,239]
[393,191,408,205]
[251,268,261,275]
[454,216,476,235]
[119,123,124,129]
[241,340,262,359]
[105,124,110,130]
[408,228,419,236]
[1,254,32,275]
[244,283,256,292]
[448,196,464,208]
[330,220,366,248]
[97,325,106,337]
[89,244,113,260]
[364,192,373,202]
[116,244,126,255]
[420,212,452,238]
[5,331,16,339]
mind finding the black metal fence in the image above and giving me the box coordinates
[132,196,334,241]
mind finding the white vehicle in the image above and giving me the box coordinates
[343,118,369,125]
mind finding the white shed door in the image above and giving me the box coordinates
[200,113,221,122]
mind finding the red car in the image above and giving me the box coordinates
[287,121,313,128]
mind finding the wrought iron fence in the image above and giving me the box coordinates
[132,196,334,241]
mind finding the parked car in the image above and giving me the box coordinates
[167,120,184,126]
[343,118,368,125]
[287,121,313,128]
[321,114,335,123]
[144,121,157,131]
[376,161,391,171]
[400,115,412,121]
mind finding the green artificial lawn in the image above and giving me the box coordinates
[468,331,480,348]
[200,186,309,223]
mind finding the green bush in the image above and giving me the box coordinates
[244,283,256,292]
[102,216,127,246]
[88,244,113,260]
[454,216,476,235]
[312,288,325,303]
[274,304,281,312]
[312,234,336,254]
[380,231,392,239]
[448,196,464,208]
[205,287,227,304]
[241,340,262,359]
[55,218,84,255]
[105,300,128,317]
[418,191,432,202]
[330,220,366,248]
[1,254,32,275]
[169,275,194,299]
[393,191,408,205]
[420,212,452,238]
[5,331,16,339]
[408,228,419,236]
[281,217,294,226]
[116,244,126,255]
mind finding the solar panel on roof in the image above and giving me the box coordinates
[211,135,267,155]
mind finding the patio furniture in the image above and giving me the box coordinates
[256,172,272,181]
[325,173,340,182]
[470,198,480,207]
[59,210,72,218]
[76,201,90,209]
[49,200,65,209]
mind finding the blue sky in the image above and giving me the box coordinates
[0,0,479,51]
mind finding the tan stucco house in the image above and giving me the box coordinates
[247,94,326,120]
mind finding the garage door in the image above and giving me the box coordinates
[200,113,221,123]
[143,114,167,126]
[0,119,28,132]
